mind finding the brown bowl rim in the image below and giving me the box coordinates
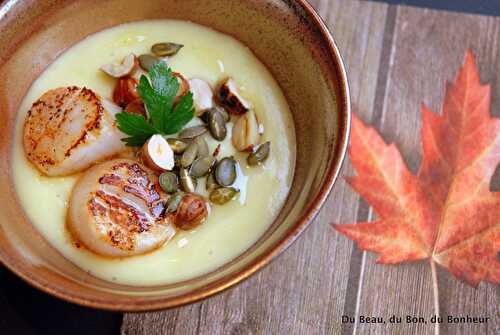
[0,0,351,311]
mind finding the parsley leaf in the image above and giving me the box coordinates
[116,62,194,146]
[115,111,157,137]
[163,92,194,134]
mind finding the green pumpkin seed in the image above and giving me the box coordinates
[167,138,189,154]
[209,187,239,205]
[151,42,184,57]
[179,125,207,139]
[181,143,198,167]
[166,192,184,213]
[159,172,179,194]
[215,157,237,186]
[179,168,197,192]
[208,109,227,141]
[138,54,160,71]
[219,107,230,122]
[190,156,216,177]
[202,106,229,123]
[247,141,271,166]
[194,136,209,157]
[206,171,219,192]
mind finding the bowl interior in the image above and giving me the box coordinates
[0,0,349,310]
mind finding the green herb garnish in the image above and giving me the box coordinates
[116,62,194,146]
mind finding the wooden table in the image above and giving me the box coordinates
[0,1,498,334]
[122,1,499,334]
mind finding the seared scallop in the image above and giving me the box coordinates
[69,159,176,257]
[24,86,126,176]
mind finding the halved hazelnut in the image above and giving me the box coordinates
[142,135,175,172]
[188,78,214,115]
[113,77,139,108]
[131,67,148,82]
[217,78,252,115]
[173,72,189,104]
[100,53,137,78]
[232,110,260,152]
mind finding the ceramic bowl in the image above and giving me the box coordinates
[0,0,350,311]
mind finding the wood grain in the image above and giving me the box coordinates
[122,1,500,334]
[122,0,388,334]
[354,5,500,335]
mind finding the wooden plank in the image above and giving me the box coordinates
[354,5,500,335]
[121,0,389,334]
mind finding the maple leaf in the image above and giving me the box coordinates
[333,51,500,287]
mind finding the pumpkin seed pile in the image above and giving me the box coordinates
[158,103,271,208]
[134,41,273,214]
[160,128,241,205]
[100,40,279,232]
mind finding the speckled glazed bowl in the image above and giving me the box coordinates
[0,0,350,311]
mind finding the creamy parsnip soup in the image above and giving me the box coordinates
[12,20,295,286]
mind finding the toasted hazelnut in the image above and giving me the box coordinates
[113,77,139,108]
[173,72,189,104]
[188,78,214,115]
[124,99,146,117]
[100,53,137,78]
[217,78,251,115]
[232,110,260,151]
[131,67,148,82]
[174,193,209,230]
[142,135,175,172]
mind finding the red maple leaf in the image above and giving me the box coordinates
[333,51,500,287]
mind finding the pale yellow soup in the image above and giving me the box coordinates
[12,20,295,286]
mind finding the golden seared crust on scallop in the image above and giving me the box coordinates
[23,86,126,176]
[69,159,176,257]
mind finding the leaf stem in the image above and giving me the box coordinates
[430,259,440,335]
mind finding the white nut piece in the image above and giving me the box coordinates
[174,72,190,104]
[232,110,260,151]
[217,78,252,115]
[100,53,137,78]
[131,67,148,82]
[188,78,214,114]
[142,135,175,172]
